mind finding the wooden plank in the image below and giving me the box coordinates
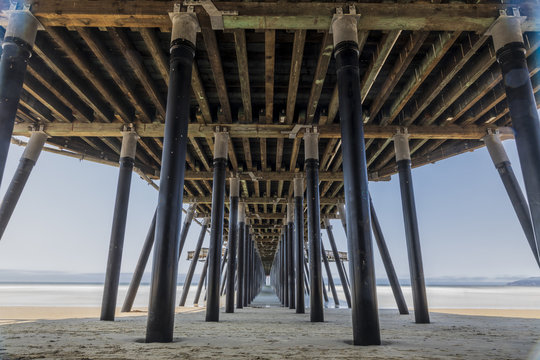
[285,30,306,124]
[184,195,343,206]
[265,30,275,124]
[242,138,253,170]
[108,27,167,119]
[361,30,401,102]
[138,28,169,84]
[189,136,211,171]
[368,31,428,123]
[305,32,333,124]
[77,27,154,122]
[233,29,252,123]
[403,34,488,126]
[44,26,132,122]
[385,31,460,125]
[12,122,514,140]
[183,170,342,182]
[201,27,232,123]
[24,2,540,32]
[33,35,114,122]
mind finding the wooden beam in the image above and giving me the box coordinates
[201,27,232,123]
[368,31,428,123]
[108,27,166,119]
[45,26,132,122]
[138,28,169,85]
[77,27,154,122]
[361,30,401,102]
[286,30,306,125]
[233,29,252,123]
[13,122,512,140]
[22,2,540,32]
[183,170,344,182]
[265,30,275,124]
[385,31,460,125]
[305,32,333,124]
[184,195,343,206]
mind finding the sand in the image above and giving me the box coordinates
[1,303,540,360]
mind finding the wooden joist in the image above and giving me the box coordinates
[17,1,540,32]
[13,122,513,140]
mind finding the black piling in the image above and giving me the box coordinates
[236,204,246,309]
[206,131,228,322]
[145,13,197,343]
[394,133,430,323]
[321,241,339,307]
[287,202,295,309]
[0,12,39,189]
[179,219,208,306]
[226,177,239,311]
[323,218,351,308]
[101,131,138,321]
[294,177,305,313]
[369,197,409,315]
[194,256,209,306]
[304,130,324,322]
[333,16,380,344]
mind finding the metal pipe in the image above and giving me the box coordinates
[323,218,351,308]
[236,203,246,309]
[369,197,409,315]
[322,276,329,303]
[0,11,39,189]
[282,226,289,307]
[226,177,240,311]
[287,201,295,309]
[490,13,540,260]
[484,132,540,266]
[179,218,208,306]
[194,256,209,306]
[121,209,157,312]
[304,129,324,322]
[206,131,229,322]
[146,12,198,343]
[101,131,138,321]
[333,14,380,344]
[394,133,430,324]
[0,131,47,240]
[321,241,339,307]
[177,204,196,261]
[294,177,305,313]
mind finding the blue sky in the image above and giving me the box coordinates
[0,136,538,281]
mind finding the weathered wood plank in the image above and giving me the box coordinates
[305,32,332,124]
[233,29,252,123]
[265,30,275,124]
[286,30,306,125]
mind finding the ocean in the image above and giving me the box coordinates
[1,283,539,309]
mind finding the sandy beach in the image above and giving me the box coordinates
[1,304,539,359]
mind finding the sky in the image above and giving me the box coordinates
[0,135,539,282]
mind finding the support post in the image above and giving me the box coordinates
[323,218,352,308]
[484,132,540,266]
[121,209,157,312]
[321,241,340,307]
[304,128,324,322]
[194,256,209,306]
[489,12,540,260]
[369,197,409,315]
[0,10,39,189]
[236,203,246,309]
[179,218,208,306]
[146,11,198,343]
[177,204,196,260]
[282,224,289,307]
[101,130,138,321]
[226,177,240,312]
[0,131,47,240]
[394,132,430,323]
[287,201,295,309]
[332,12,380,344]
[294,177,305,313]
[206,131,229,322]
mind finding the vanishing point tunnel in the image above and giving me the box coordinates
[0,0,539,346]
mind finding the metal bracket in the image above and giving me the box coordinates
[281,124,313,139]
[182,0,238,30]
[329,5,362,34]
[485,7,526,36]
[247,171,261,182]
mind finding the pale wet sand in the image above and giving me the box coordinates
[1,305,540,359]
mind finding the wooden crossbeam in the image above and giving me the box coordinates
[265,30,275,124]
[305,32,333,124]
[13,122,513,140]
[233,29,252,123]
[16,2,540,32]
[186,196,343,206]
[183,170,344,182]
